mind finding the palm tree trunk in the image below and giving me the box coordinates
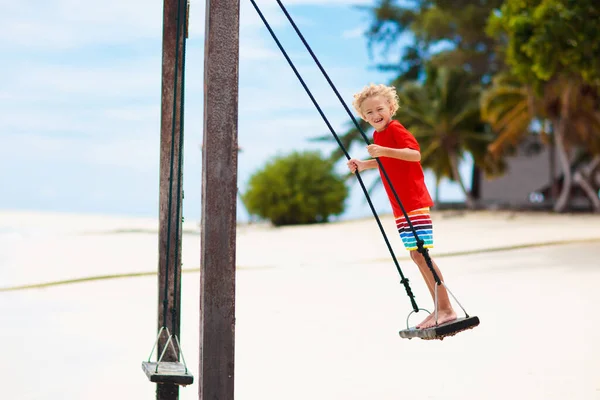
[449,153,475,209]
[470,165,481,200]
[553,123,572,212]
[574,172,600,212]
[574,156,600,212]
[545,120,559,201]
[553,85,574,213]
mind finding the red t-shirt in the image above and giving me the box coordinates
[372,120,433,215]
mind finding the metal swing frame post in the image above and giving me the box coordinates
[200,0,239,400]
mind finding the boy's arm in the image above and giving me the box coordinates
[367,144,421,162]
[383,147,421,162]
[363,159,379,169]
[385,123,422,162]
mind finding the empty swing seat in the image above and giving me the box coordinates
[142,361,194,386]
[399,316,480,340]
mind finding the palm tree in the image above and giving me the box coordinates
[481,74,600,212]
[545,80,600,212]
[480,74,536,155]
[359,0,425,83]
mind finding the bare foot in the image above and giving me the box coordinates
[420,309,457,329]
[415,312,434,329]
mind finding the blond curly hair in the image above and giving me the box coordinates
[352,83,400,120]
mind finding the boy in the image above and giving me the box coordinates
[347,83,456,329]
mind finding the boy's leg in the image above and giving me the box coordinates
[410,251,436,327]
[410,251,457,329]
[395,208,456,329]
[411,253,437,329]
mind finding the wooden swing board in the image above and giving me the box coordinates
[142,361,194,386]
[399,316,480,340]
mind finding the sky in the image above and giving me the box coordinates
[0,0,472,222]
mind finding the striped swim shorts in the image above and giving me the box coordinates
[395,207,434,251]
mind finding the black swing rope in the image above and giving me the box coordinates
[147,0,190,373]
[250,0,472,321]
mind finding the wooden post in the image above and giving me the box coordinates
[157,0,188,399]
[200,0,239,399]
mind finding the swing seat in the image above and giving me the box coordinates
[142,361,194,386]
[399,315,480,340]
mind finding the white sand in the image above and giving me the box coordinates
[1,209,599,399]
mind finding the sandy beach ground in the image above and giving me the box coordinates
[1,209,599,400]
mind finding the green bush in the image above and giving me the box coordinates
[242,151,348,226]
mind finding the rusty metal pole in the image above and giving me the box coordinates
[156,0,188,399]
[200,0,239,399]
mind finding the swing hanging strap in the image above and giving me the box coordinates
[249,0,419,313]
[161,0,187,334]
[150,0,188,364]
[146,326,191,374]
